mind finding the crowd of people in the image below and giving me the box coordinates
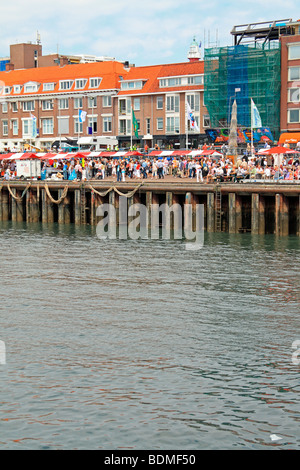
[40,152,300,183]
[1,146,300,184]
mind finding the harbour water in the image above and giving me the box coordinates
[0,221,299,449]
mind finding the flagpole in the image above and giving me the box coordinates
[78,109,80,152]
[185,98,188,150]
[131,105,133,150]
[251,98,254,159]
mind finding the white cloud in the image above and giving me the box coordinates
[0,1,299,65]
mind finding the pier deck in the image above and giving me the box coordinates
[0,179,299,236]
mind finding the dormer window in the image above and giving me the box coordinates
[75,79,87,89]
[89,77,101,88]
[24,82,39,93]
[120,80,144,90]
[13,85,22,94]
[59,80,74,90]
[43,82,55,91]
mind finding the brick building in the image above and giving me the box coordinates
[279,20,300,144]
[0,39,208,151]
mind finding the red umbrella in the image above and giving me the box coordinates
[264,146,292,154]
[125,151,143,157]
[19,152,40,159]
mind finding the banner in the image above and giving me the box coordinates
[251,98,262,128]
[132,108,139,138]
[205,127,274,144]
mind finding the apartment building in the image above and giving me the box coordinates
[280,20,300,143]
[0,60,126,150]
[0,39,207,151]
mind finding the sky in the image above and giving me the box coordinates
[0,0,298,66]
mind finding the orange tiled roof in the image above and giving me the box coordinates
[118,61,204,95]
[0,59,204,98]
[0,60,128,96]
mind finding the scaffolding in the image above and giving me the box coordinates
[204,42,281,139]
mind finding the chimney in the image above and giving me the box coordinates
[5,62,14,71]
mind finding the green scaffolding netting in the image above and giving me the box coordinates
[204,42,281,139]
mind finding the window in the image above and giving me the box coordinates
[74,97,83,109]
[2,120,8,136]
[88,117,97,133]
[24,83,38,93]
[89,77,101,88]
[159,77,182,87]
[4,87,12,95]
[23,101,35,112]
[157,96,163,109]
[119,119,131,135]
[12,120,18,136]
[133,98,140,111]
[289,44,300,60]
[288,88,300,103]
[103,116,112,132]
[22,119,31,136]
[102,96,111,107]
[288,109,300,123]
[42,99,53,110]
[203,114,210,127]
[157,117,163,130]
[289,67,300,81]
[146,118,150,134]
[74,117,83,133]
[187,93,200,111]
[119,98,131,115]
[120,80,143,90]
[58,98,69,110]
[88,96,97,108]
[11,102,18,112]
[43,83,55,91]
[59,80,73,90]
[187,75,204,85]
[75,79,87,89]
[42,118,54,134]
[13,85,21,94]
[168,77,181,87]
[166,95,179,112]
[57,117,69,135]
[166,116,180,133]
[2,102,7,113]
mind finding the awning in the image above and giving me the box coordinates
[78,137,94,145]
[200,149,223,156]
[279,132,300,144]
[171,150,191,156]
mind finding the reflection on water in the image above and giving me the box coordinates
[0,222,299,449]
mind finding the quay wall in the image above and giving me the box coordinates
[0,181,300,236]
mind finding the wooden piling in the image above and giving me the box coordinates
[207,192,215,232]
[275,193,289,236]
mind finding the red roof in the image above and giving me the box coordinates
[0,61,128,96]
[118,61,204,96]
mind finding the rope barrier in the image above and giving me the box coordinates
[44,184,69,204]
[113,182,143,198]
[7,183,31,202]
[87,185,115,197]
[88,182,143,199]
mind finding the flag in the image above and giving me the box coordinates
[186,101,200,132]
[79,109,87,123]
[251,98,262,128]
[30,113,37,138]
[132,108,139,138]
